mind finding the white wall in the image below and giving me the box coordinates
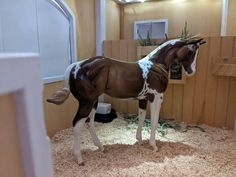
[0,0,71,81]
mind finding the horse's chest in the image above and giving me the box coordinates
[137,59,168,100]
[137,60,157,99]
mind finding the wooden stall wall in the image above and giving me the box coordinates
[66,0,96,59]
[103,37,236,129]
[0,94,25,177]
[122,0,222,39]
[106,0,120,40]
[227,0,236,36]
[43,82,77,137]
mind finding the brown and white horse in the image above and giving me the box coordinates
[47,38,205,165]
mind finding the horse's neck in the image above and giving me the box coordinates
[152,48,180,72]
[151,54,174,72]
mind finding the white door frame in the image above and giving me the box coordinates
[221,0,229,36]
[0,53,53,177]
[96,0,106,56]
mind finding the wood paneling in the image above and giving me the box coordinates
[123,0,222,39]
[162,85,173,118]
[106,0,120,40]
[192,38,209,124]
[172,85,183,122]
[127,40,138,114]
[182,75,195,123]
[204,37,221,126]
[214,37,233,127]
[227,0,236,36]
[43,82,78,137]
[66,0,96,59]
[226,37,236,129]
[0,94,25,177]
[103,36,236,129]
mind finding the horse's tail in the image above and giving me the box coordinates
[46,62,77,105]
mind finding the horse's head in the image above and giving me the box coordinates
[176,38,206,77]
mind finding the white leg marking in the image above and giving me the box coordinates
[136,108,147,144]
[73,118,86,165]
[150,93,163,152]
[87,109,104,151]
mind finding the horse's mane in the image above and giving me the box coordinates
[147,37,204,63]
[148,38,185,62]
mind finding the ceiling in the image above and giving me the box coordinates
[114,0,147,4]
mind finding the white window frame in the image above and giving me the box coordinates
[43,0,77,84]
[134,19,168,39]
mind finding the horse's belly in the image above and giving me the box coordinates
[105,83,141,99]
[105,62,143,98]
[105,92,137,100]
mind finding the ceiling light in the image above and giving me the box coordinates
[115,0,146,4]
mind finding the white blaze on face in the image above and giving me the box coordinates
[186,45,199,77]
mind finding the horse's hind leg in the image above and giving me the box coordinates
[149,93,163,152]
[136,99,148,145]
[86,100,104,151]
[73,116,87,165]
[73,103,93,165]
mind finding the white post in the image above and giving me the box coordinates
[221,0,229,36]
[96,0,106,56]
[96,0,106,102]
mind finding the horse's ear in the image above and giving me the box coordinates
[174,40,187,47]
[165,33,168,40]
[187,38,205,45]
[199,40,206,45]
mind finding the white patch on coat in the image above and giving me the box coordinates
[73,59,88,79]
[137,38,181,98]
[138,59,153,79]
[63,62,78,89]
[63,59,88,90]
[137,80,157,99]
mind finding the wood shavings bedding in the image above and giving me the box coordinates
[51,117,236,177]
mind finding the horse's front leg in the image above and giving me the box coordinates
[149,93,163,151]
[136,99,148,144]
[86,102,104,151]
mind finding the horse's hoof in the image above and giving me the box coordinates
[137,140,143,145]
[149,141,159,152]
[99,146,104,152]
[75,155,84,165]
[78,162,85,166]
[152,146,159,152]
[136,136,142,145]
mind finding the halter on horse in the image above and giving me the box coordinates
[47,37,205,165]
